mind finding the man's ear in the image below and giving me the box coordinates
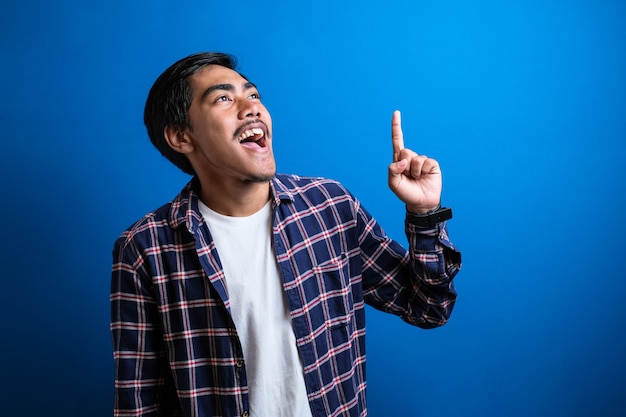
[164,126,195,154]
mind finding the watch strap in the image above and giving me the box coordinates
[407,206,453,227]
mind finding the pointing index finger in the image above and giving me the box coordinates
[391,110,404,162]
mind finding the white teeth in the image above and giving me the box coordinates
[239,128,264,142]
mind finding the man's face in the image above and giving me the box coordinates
[184,65,275,184]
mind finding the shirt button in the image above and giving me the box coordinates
[242,412,249,417]
[236,359,244,368]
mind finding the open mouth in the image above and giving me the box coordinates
[237,127,267,148]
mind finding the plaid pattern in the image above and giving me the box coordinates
[111,174,461,417]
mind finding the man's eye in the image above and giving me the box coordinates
[249,93,261,100]
[215,96,229,102]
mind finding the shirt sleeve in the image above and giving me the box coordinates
[110,237,181,416]
[358,203,462,328]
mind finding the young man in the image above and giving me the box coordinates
[111,52,461,417]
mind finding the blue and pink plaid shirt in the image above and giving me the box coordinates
[111,174,461,417]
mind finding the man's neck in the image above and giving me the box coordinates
[197,177,271,217]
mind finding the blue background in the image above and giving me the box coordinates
[1,0,625,416]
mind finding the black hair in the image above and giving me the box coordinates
[144,52,238,175]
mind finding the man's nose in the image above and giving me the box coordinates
[238,99,262,119]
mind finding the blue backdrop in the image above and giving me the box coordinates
[1,1,624,416]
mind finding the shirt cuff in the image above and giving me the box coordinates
[405,217,457,254]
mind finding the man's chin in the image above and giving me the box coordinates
[245,172,276,183]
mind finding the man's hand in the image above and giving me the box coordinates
[388,110,442,213]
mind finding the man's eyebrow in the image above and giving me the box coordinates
[200,81,258,101]
[200,83,235,101]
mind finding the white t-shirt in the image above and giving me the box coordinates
[199,201,313,417]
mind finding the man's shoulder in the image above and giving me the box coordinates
[273,173,358,211]
[114,201,175,249]
[113,182,195,252]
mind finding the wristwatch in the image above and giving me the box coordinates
[406,206,453,227]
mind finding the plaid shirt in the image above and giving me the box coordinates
[111,174,461,417]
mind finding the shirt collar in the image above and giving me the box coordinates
[169,175,294,233]
[168,177,203,233]
[270,174,295,206]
